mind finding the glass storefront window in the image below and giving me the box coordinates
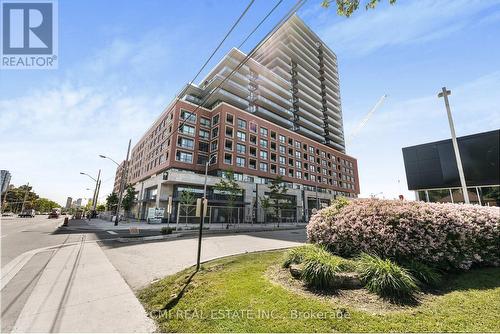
[479,186,500,207]
[428,189,452,203]
[417,190,427,202]
[451,188,464,203]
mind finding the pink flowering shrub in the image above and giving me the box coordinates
[307,199,500,270]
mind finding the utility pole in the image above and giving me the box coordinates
[115,139,131,226]
[438,87,470,204]
[92,169,101,212]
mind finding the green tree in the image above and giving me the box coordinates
[214,169,241,227]
[321,0,396,17]
[121,185,135,216]
[259,196,273,224]
[179,189,196,225]
[96,204,106,212]
[268,175,290,227]
[34,198,61,213]
[3,184,38,213]
[106,192,119,212]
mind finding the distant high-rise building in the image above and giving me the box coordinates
[75,198,82,207]
[65,197,73,209]
[1,170,11,195]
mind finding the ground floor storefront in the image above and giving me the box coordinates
[127,169,347,224]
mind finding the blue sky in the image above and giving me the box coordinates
[1,0,499,205]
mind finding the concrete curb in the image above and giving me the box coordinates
[115,225,306,243]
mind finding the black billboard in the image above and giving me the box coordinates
[402,130,499,190]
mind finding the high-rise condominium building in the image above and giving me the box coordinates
[121,15,359,222]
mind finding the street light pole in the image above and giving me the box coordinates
[438,87,470,204]
[101,139,132,226]
[115,140,131,225]
[196,154,216,271]
[92,169,101,212]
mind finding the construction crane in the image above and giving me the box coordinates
[345,94,387,146]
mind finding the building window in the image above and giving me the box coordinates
[279,135,286,144]
[225,126,234,138]
[279,145,286,154]
[211,127,219,138]
[309,146,315,154]
[250,134,257,145]
[296,171,302,179]
[179,124,195,136]
[260,139,268,148]
[197,154,208,165]
[270,131,276,140]
[296,161,302,169]
[211,140,218,151]
[259,162,268,172]
[270,153,277,162]
[212,114,219,126]
[237,131,246,141]
[249,159,257,169]
[226,113,234,124]
[176,151,193,163]
[295,141,301,149]
[200,117,210,127]
[224,153,232,165]
[249,146,257,157]
[249,122,257,133]
[177,137,194,149]
[236,143,246,154]
[180,109,196,123]
[279,156,286,165]
[225,139,233,151]
[260,151,268,160]
[199,141,209,152]
[260,127,268,137]
[279,167,286,175]
[270,142,276,151]
[237,118,247,129]
[236,156,245,167]
[295,151,301,159]
[199,129,210,140]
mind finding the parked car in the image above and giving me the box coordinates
[2,211,14,217]
[19,209,36,218]
[48,208,60,219]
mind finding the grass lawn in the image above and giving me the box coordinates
[138,250,500,332]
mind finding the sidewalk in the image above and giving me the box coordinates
[12,236,155,332]
[67,218,307,233]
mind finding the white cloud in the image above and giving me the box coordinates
[0,30,175,204]
[317,0,500,56]
[346,71,500,199]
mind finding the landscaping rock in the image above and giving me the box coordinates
[289,264,303,279]
[333,272,362,289]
